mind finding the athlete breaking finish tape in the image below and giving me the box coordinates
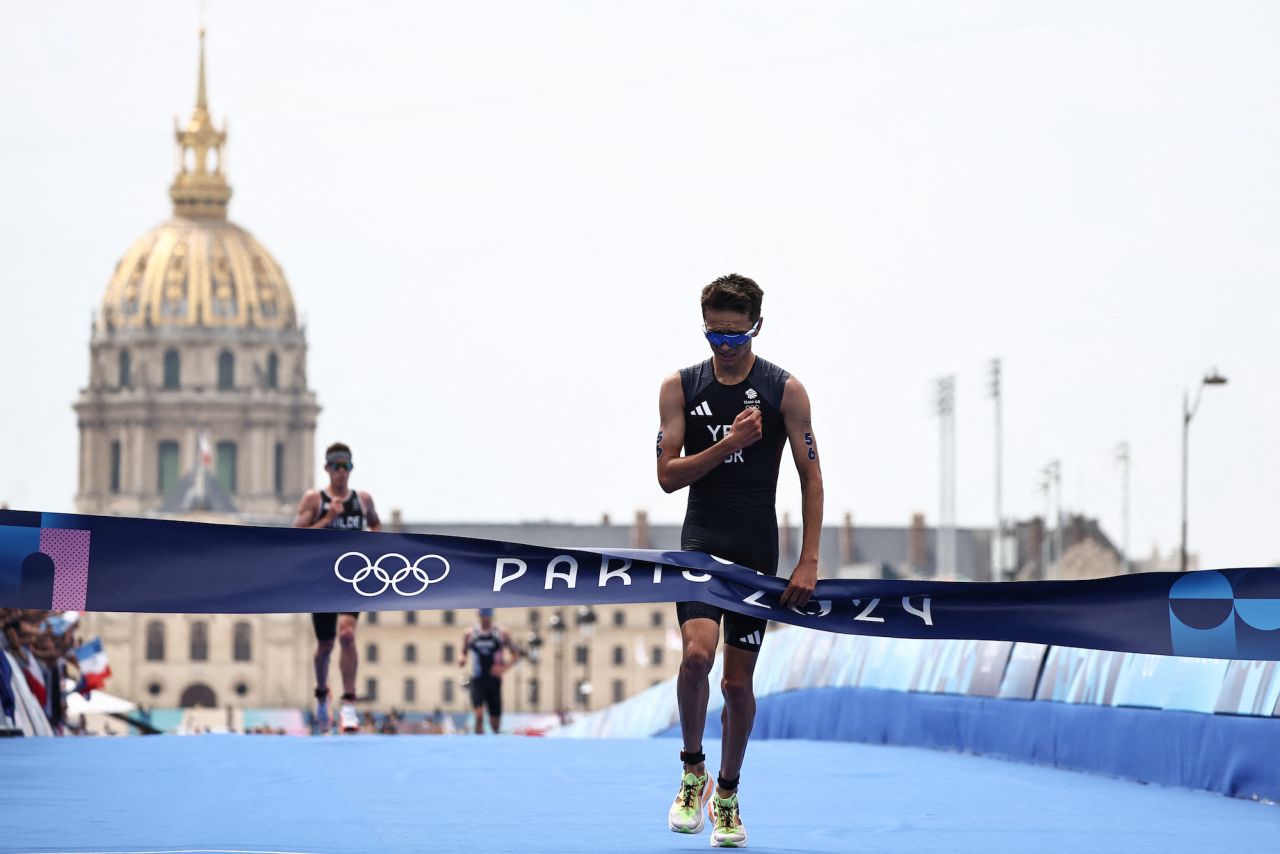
[656,274,824,848]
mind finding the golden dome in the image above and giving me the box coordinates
[100,31,296,331]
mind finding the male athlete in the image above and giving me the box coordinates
[656,274,823,847]
[293,442,381,734]
[459,608,521,734]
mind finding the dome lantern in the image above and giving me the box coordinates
[169,29,231,220]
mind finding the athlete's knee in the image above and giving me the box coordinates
[337,625,356,647]
[721,673,755,707]
[681,646,715,678]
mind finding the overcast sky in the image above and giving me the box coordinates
[1,1,1276,570]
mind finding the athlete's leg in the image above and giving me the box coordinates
[469,678,487,734]
[669,608,719,834]
[487,679,503,734]
[676,611,720,774]
[336,613,359,699]
[718,643,760,793]
[312,613,337,689]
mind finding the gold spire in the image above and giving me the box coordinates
[170,29,232,219]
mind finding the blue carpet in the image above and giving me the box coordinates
[1,736,1276,853]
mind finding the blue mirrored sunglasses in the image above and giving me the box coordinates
[703,317,760,348]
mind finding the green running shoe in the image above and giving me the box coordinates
[709,791,747,848]
[668,770,712,833]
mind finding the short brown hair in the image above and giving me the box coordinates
[325,442,352,458]
[701,274,763,322]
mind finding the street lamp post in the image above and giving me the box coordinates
[575,606,597,710]
[525,629,542,711]
[1181,369,1228,572]
[549,609,566,716]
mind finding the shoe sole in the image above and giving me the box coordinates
[668,814,706,834]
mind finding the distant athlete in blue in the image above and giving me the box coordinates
[656,274,824,848]
[293,442,381,734]
[459,608,521,734]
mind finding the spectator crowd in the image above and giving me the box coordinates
[1,608,88,736]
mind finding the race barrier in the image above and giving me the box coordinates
[559,629,1280,800]
[3,510,1280,660]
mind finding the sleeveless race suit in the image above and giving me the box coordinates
[312,490,366,641]
[677,355,790,652]
[467,624,506,717]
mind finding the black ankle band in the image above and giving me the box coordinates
[680,749,705,765]
[718,775,739,791]
[315,688,329,700]
[340,693,356,702]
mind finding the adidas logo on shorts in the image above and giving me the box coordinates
[738,630,763,647]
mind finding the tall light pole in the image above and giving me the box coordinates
[1114,442,1131,573]
[989,359,1003,582]
[1040,459,1061,578]
[935,376,957,578]
[1181,369,1228,572]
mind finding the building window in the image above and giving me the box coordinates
[233,621,251,662]
[528,677,540,709]
[216,441,237,493]
[575,644,589,665]
[217,350,234,390]
[405,611,417,625]
[442,678,454,705]
[612,610,626,627]
[404,678,416,704]
[442,610,455,626]
[190,621,209,662]
[274,442,285,496]
[163,349,181,389]
[367,611,378,625]
[145,620,165,661]
[404,643,417,663]
[612,645,625,666]
[366,678,378,702]
[650,610,663,628]
[366,643,378,663]
[612,680,625,704]
[110,441,122,494]
[118,350,131,388]
[442,643,455,664]
[234,682,249,697]
[157,441,180,495]
[651,646,664,666]
[147,681,162,697]
[266,352,279,389]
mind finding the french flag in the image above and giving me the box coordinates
[74,637,112,692]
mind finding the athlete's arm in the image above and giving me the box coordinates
[779,376,823,609]
[360,491,382,532]
[502,629,521,664]
[655,372,763,493]
[292,490,337,529]
[458,630,470,669]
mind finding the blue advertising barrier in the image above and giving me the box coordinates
[3,509,1280,660]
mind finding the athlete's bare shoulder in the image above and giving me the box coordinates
[292,489,322,527]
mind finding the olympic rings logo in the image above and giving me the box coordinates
[334,552,451,597]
